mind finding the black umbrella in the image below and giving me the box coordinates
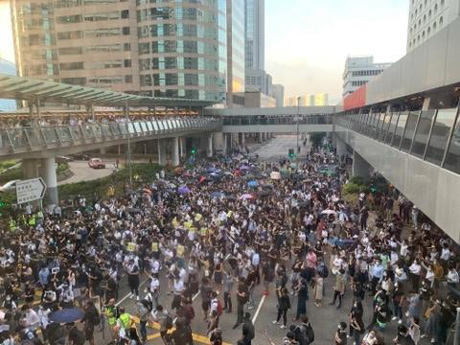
[49,308,85,323]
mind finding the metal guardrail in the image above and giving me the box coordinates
[0,118,221,155]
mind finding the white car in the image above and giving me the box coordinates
[0,180,20,192]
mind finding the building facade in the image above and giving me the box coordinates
[10,0,228,102]
[342,56,391,98]
[0,58,16,111]
[226,0,245,106]
[285,93,329,107]
[272,84,284,107]
[407,0,460,51]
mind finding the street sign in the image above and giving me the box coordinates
[16,178,47,204]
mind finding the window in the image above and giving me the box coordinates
[122,27,130,35]
[58,47,83,55]
[428,26,431,35]
[426,109,457,165]
[434,4,438,13]
[60,62,84,70]
[57,15,82,24]
[121,10,129,18]
[429,9,432,18]
[124,75,132,83]
[423,14,426,23]
[57,31,82,40]
[441,0,445,7]
[433,22,437,31]
[440,16,444,27]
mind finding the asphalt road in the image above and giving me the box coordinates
[59,160,115,185]
[253,135,308,162]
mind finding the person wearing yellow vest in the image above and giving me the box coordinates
[8,219,16,232]
[104,298,119,341]
[28,215,36,227]
[117,307,134,338]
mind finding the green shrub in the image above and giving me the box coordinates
[342,183,361,195]
[350,176,365,186]
[59,163,162,200]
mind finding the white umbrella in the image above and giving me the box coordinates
[321,209,337,216]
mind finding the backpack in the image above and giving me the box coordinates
[318,262,329,278]
[244,321,255,340]
[294,326,308,345]
[304,323,315,344]
[216,300,223,317]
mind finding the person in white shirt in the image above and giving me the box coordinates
[149,275,160,307]
[409,259,421,292]
[171,276,184,310]
[446,268,459,287]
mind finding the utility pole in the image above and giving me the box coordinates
[296,96,300,170]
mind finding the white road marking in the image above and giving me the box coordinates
[116,278,148,307]
[252,294,266,323]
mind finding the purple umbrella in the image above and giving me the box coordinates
[240,165,250,171]
[178,186,191,194]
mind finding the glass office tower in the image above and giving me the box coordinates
[11,0,228,102]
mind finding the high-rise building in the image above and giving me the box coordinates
[407,0,459,51]
[244,0,267,93]
[342,56,391,98]
[272,84,284,107]
[10,0,228,102]
[0,58,16,111]
[244,0,264,71]
[226,0,245,106]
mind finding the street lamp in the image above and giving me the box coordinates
[296,96,301,170]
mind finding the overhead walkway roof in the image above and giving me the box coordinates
[0,74,215,108]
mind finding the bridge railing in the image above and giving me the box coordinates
[335,108,460,175]
[222,115,334,126]
[0,118,221,155]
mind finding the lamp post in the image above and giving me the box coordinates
[296,96,301,170]
[125,100,133,188]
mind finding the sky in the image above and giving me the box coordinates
[0,0,409,103]
[265,0,409,103]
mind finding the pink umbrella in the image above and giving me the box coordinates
[239,193,255,200]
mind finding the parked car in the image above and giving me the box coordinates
[69,153,91,161]
[88,158,106,169]
[56,156,74,164]
[0,180,20,192]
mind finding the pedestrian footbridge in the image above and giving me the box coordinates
[0,118,221,160]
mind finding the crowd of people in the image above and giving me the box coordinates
[0,140,458,345]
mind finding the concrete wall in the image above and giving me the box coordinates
[336,126,460,244]
[366,16,460,104]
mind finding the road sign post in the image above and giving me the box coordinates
[16,178,47,205]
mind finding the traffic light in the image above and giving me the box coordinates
[190,148,197,155]
[288,148,295,159]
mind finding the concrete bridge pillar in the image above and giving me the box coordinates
[41,157,58,207]
[352,150,372,181]
[22,159,39,179]
[335,135,348,163]
[207,134,213,158]
[222,133,228,155]
[172,137,180,166]
[100,147,106,155]
[158,139,167,165]
[179,137,185,157]
[212,132,224,154]
[240,133,246,146]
